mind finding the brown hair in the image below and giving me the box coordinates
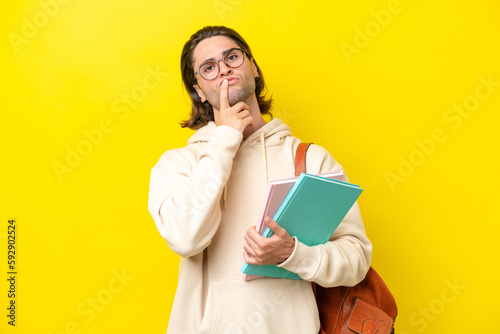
[180,26,273,129]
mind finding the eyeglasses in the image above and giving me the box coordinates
[194,48,246,81]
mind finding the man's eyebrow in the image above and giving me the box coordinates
[199,47,238,65]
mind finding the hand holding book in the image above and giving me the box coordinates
[243,216,296,266]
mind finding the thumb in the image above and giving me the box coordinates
[264,216,284,235]
[219,79,229,110]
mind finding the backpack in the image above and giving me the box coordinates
[295,142,398,334]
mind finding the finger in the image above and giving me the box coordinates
[236,110,254,127]
[244,226,263,249]
[230,101,250,115]
[238,112,254,127]
[244,247,265,266]
[243,243,256,258]
[242,114,255,127]
[229,102,254,126]
[234,108,250,118]
[243,251,257,265]
[264,216,285,236]
[219,79,229,110]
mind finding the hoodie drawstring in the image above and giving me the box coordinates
[223,182,227,209]
[260,131,269,185]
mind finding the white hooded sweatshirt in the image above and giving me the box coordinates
[148,118,372,334]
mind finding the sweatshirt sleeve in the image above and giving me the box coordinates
[278,144,372,287]
[148,126,242,258]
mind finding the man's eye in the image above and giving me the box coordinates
[202,64,216,73]
[226,53,238,62]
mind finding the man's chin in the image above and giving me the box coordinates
[228,91,251,106]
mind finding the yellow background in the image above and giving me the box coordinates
[1,0,499,333]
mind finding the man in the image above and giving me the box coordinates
[148,26,372,334]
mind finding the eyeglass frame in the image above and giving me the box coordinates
[194,47,247,81]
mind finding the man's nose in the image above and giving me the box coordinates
[218,60,233,77]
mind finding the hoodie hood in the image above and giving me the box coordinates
[187,118,292,205]
[187,118,292,148]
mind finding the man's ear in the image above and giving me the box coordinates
[193,84,206,102]
[250,58,259,79]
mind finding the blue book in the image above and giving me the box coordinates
[241,172,363,280]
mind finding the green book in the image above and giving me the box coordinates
[241,172,363,280]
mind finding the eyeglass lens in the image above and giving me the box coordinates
[198,49,244,80]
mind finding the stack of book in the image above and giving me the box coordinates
[241,172,362,280]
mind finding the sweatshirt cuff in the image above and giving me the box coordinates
[277,237,322,280]
[208,125,243,155]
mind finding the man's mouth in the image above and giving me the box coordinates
[220,77,237,85]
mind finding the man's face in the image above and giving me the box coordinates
[192,35,259,111]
